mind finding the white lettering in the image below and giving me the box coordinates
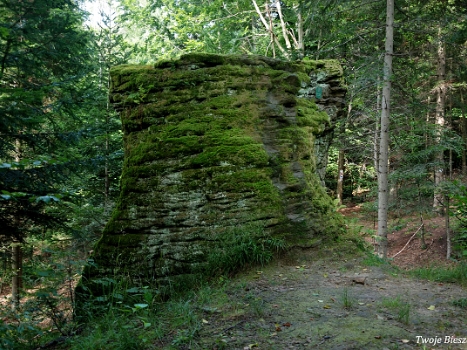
[444,336,467,344]
[417,336,441,344]
[417,335,467,344]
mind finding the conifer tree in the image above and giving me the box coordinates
[0,0,90,306]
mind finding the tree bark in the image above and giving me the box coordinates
[446,195,451,259]
[377,0,394,259]
[11,242,22,310]
[251,0,288,58]
[461,91,467,176]
[337,149,344,205]
[11,139,23,310]
[433,25,446,214]
[374,76,381,174]
[297,11,304,57]
[276,0,291,49]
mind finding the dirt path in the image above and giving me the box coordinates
[194,255,467,350]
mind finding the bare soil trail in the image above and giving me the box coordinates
[193,253,466,350]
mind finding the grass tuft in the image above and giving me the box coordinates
[452,298,467,309]
[381,295,411,325]
[409,263,467,287]
[340,287,354,309]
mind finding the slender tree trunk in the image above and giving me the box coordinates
[251,0,289,58]
[433,26,446,214]
[418,185,427,249]
[337,149,344,205]
[267,3,275,58]
[11,242,22,310]
[276,0,291,49]
[104,70,111,209]
[104,124,110,207]
[11,140,22,309]
[337,101,352,204]
[297,11,304,57]
[461,92,467,176]
[377,0,394,259]
[374,76,381,173]
[446,195,451,259]
[446,94,453,258]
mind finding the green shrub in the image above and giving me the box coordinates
[450,183,467,259]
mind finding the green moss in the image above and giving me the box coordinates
[178,52,228,67]
[296,99,329,132]
[110,65,156,93]
[191,144,268,167]
[302,58,343,78]
[83,52,347,302]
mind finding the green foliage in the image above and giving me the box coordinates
[340,287,354,309]
[381,296,411,325]
[68,281,228,349]
[362,252,391,267]
[206,223,287,276]
[0,236,86,349]
[409,263,467,287]
[452,298,467,309]
[449,182,467,259]
[325,146,376,200]
[0,0,95,243]
[0,310,45,350]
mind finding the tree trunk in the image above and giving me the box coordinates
[337,149,344,205]
[276,0,291,50]
[461,92,467,176]
[446,195,451,259]
[11,139,23,310]
[104,127,110,208]
[11,242,22,310]
[297,11,304,57]
[377,0,394,259]
[104,71,111,209]
[433,26,446,214]
[374,76,381,173]
[251,0,288,58]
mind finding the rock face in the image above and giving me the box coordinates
[81,53,346,291]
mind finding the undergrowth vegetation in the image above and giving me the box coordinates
[409,263,467,287]
[206,223,287,275]
[381,295,411,325]
[1,214,467,349]
[0,222,289,349]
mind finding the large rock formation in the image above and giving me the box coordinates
[81,53,346,293]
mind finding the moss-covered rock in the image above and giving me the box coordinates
[79,53,347,299]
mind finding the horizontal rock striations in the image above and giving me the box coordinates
[80,53,347,294]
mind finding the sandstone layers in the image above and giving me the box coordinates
[81,53,346,291]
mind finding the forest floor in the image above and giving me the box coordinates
[172,206,467,350]
[2,205,467,349]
